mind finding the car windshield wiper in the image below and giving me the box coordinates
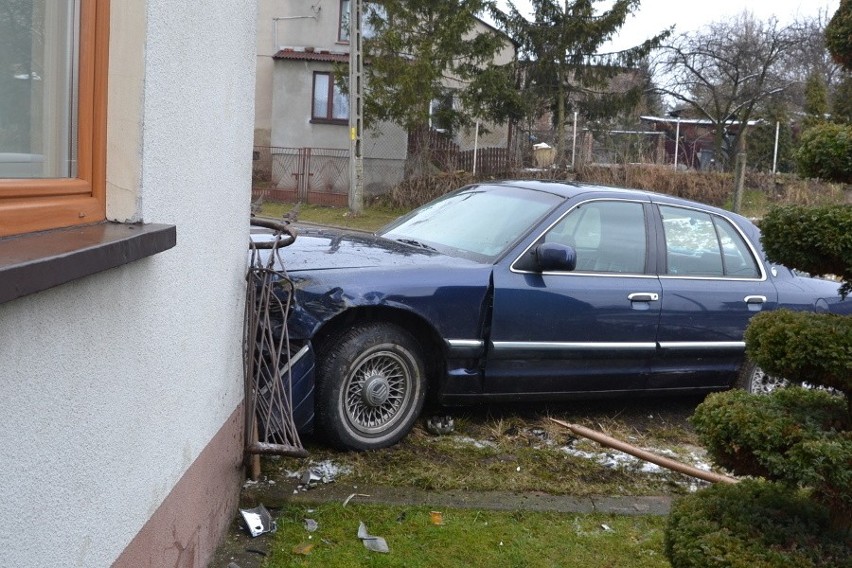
[395,238,437,251]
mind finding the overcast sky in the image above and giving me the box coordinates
[496,0,840,51]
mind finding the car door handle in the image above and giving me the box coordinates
[628,292,659,302]
[744,295,766,304]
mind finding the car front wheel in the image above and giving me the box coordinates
[316,322,426,451]
[736,361,788,395]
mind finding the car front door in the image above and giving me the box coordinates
[651,203,778,389]
[485,198,662,395]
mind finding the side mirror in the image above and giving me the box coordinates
[534,242,577,272]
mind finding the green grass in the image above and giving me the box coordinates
[263,503,670,567]
[260,202,407,233]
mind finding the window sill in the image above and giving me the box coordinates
[310,118,348,126]
[0,221,176,304]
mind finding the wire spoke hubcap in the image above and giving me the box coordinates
[344,350,412,435]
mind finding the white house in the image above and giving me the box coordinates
[253,0,517,203]
[0,1,255,566]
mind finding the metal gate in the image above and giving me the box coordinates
[253,147,349,205]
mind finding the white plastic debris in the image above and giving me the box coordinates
[357,522,389,553]
[239,504,277,537]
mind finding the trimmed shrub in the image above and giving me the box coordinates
[745,310,852,392]
[690,388,849,479]
[760,205,852,297]
[796,122,852,183]
[690,388,852,521]
[665,480,852,568]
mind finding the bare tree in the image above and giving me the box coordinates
[782,10,844,113]
[653,12,795,170]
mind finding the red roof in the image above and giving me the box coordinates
[273,48,348,63]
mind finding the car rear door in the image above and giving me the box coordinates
[485,197,663,395]
[651,203,778,389]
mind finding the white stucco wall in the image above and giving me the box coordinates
[0,1,255,566]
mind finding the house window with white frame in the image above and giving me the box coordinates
[312,72,348,123]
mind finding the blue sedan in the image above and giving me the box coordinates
[268,181,850,451]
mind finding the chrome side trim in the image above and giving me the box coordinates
[493,341,657,351]
[280,344,311,374]
[446,339,486,358]
[447,339,484,348]
[658,341,745,350]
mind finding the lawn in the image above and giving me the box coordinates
[259,202,407,233]
[262,503,670,567]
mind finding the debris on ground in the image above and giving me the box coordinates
[288,460,353,492]
[357,522,389,553]
[292,542,315,555]
[239,504,277,537]
[303,518,318,532]
[425,415,455,435]
[429,511,444,525]
[343,493,371,507]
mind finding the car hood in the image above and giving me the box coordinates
[266,225,481,272]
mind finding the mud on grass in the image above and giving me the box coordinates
[264,397,715,498]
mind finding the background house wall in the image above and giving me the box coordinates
[0,1,255,566]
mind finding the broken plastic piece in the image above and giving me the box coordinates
[301,469,323,486]
[239,504,277,537]
[358,521,389,553]
[303,518,318,532]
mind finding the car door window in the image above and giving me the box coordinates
[545,201,646,273]
[660,206,759,278]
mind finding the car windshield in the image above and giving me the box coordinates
[379,185,563,260]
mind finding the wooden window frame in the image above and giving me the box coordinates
[0,0,110,238]
[311,71,348,125]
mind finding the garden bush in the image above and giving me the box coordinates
[759,205,852,297]
[796,122,852,183]
[745,310,852,392]
[665,480,852,568]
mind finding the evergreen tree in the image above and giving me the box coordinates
[492,0,670,167]
[746,99,795,173]
[825,0,852,70]
[832,74,852,123]
[358,0,520,134]
[803,70,829,127]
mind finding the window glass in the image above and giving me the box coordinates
[545,201,646,273]
[312,72,348,122]
[0,0,107,237]
[715,217,760,277]
[312,73,329,117]
[380,186,562,261]
[0,1,78,179]
[339,0,382,42]
[660,206,759,278]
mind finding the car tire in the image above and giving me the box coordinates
[736,361,788,395]
[316,322,426,451]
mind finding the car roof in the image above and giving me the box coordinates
[477,179,752,225]
[477,179,667,201]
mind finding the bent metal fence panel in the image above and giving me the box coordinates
[244,218,307,460]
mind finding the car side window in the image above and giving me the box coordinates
[660,206,759,278]
[544,201,646,274]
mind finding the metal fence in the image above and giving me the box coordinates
[253,124,522,205]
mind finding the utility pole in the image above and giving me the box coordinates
[348,0,364,214]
